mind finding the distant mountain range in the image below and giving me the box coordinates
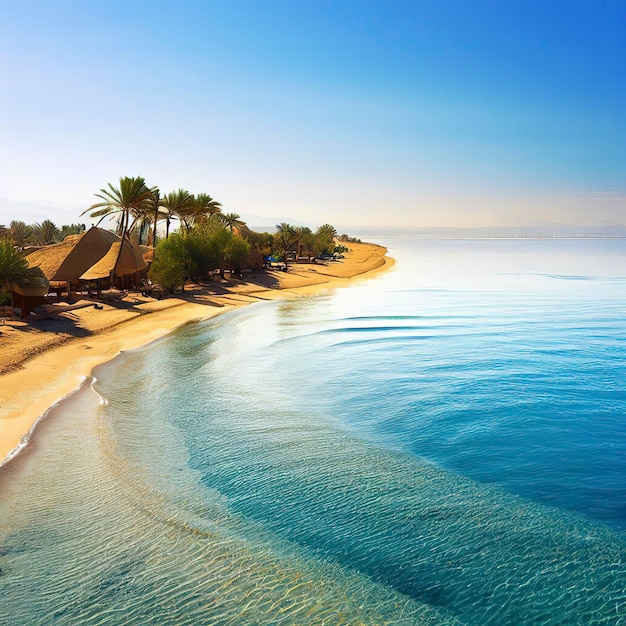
[2,197,625,239]
[0,198,86,227]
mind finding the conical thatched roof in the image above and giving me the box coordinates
[139,245,154,263]
[80,238,147,281]
[121,238,148,275]
[25,227,120,282]
[24,227,147,284]
[79,243,121,280]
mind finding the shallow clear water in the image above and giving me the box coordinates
[1,238,625,624]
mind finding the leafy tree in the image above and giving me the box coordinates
[83,176,156,239]
[184,225,223,281]
[338,233,361,243]
[243,230,274,268]
[148,234,191,292]
[210,226,234,278]
[224,233,250,275]
[31,220,60,246]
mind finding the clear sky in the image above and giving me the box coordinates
[1,0,624,229]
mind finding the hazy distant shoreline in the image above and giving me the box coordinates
[346,228,626,240]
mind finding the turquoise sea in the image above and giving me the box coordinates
[1,238,626,625]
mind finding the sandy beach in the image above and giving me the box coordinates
[0,241,394,465]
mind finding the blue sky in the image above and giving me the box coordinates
[1,0,624,229]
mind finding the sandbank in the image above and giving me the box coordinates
[0,241,394,465]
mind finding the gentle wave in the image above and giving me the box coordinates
[2,238,626,624]
[0,376,91,469]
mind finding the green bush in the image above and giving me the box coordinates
[149,234,190,291]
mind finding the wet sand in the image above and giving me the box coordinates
[0,241,394,464]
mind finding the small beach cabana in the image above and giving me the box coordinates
[25,227,147,296]
[80,239,148,293]
[25,227,120,296]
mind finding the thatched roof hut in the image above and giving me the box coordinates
[26,228,120,284]
[25,227,147,290]
[80,240,147,281]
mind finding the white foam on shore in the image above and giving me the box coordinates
[90,376,108,406]
[0,376,94,469]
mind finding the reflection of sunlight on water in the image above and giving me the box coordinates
[0,365,455,626]
[1,238,625,624]
[101,307,626,624]
[374,237,626,293]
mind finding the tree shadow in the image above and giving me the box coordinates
[27,318,93,338]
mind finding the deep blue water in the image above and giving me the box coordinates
[1,238,625,624]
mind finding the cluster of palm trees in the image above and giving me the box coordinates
[84,176,241,245]
[0,174,348,302]
[275,222,338,262]
[3,220,85,248]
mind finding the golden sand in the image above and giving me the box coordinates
[0,242,394,464]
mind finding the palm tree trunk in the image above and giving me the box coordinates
[153,206,159,246]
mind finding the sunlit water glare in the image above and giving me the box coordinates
[1,238,625,624]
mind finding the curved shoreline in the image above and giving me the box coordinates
[0,242,395,466]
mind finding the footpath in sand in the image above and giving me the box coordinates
[0,241,394,464]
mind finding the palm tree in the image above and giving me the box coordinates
[316,223,337,244]
[149,188,161,246]
[9,221,33,249]
[0,240,43,305]
[276,223,297,267]
[31,220,60,246]
[160,189,196,237]
[82,176,155,240]
[124,191,163,246]
[177,193,222,231]
[59,223,86,240]
[221,212,243,234]
[294,226,312,260]
[313,223,338,256]
[194,193,222,224]
[128,214,153,246]
[133,187,167,246]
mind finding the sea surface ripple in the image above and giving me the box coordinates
[1,238,625,624]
